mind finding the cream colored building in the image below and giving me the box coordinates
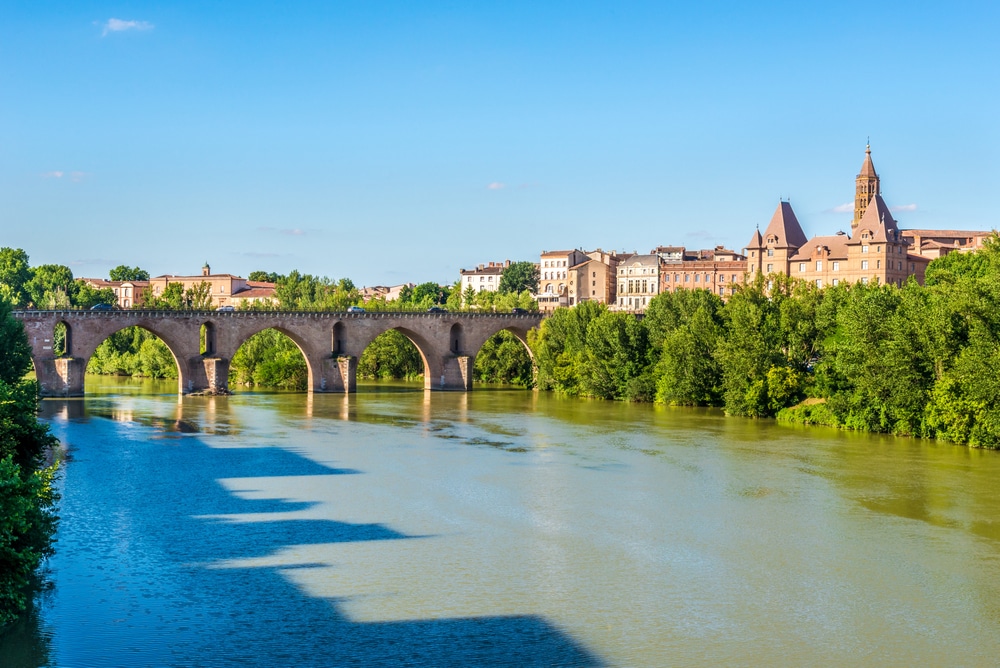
[146,264,276,308]
[80,278,150,309]
[459,260,510,294]
[537,250,589,312]
[616,254,661,311]
[567,249,624,307]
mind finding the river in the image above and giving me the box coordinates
[2,376,1000,666]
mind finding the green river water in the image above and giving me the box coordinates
[2,375,1000,666]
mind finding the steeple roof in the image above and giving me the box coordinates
[761,201,808,249]
[747,228,763,249]
[858,144,878,179]
[855,194,899,242]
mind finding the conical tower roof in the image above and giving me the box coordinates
[858,144,878,179]
[761,201,808,249]
[747,228,763,249]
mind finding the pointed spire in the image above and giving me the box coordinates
[859,142,878,178]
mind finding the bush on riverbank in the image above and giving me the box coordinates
[0,298,59,628]
[528,235,1000,448]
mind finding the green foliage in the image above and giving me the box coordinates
[230,329,308,390]
[0,299,59,627]
[144,282,215,310]
[358,330,424,380]
[248,271,281,283]
[474,331,534,386]
[86,327,178,379]
[654,307,723,405]
[108,265,150,282]
[0,248,32,308]
[0,299,33,383]
[70,281,116,309]
[274,271,359,311]
[498,261,539,295]
[25,264,75,309]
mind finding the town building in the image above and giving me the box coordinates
[901,229,993,259]
[746,145,932,288]
[567,249,624,307]
[537,250,589,312]
[145,264,276,308]
[615,254,661,311]
[459,260,510,294]
[80,278,150,309]
[657,246,747,299]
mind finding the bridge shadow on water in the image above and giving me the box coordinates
[5,400,603,668]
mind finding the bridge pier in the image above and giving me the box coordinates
[430,355,473,391]
[314,355,357,393]
[36,357,87,397]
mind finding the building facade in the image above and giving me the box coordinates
[459,260,510,294]
[615,254,661,311]
[746,146,931,288]
[537,250,589,312]
[657,246,747,299]
[145,264,276,308]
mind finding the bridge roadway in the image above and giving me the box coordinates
[12,309,544,397]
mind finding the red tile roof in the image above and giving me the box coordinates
[761,201,808,249]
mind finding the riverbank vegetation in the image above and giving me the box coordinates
[0,298,59,628]
[530,236,1000,448]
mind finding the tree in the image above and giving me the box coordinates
[498,261,539,295]
[0,248,32,308]
[0,296,59,626]
[248,271,282,283]
[26,265,75,309]
[70,281,116,309]
[108,265,150,282]
[185,281,214,310]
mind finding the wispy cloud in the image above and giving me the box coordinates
[41,170,88,182]
[487,182,506,190]
[100,18,154,37]
[256,226,311,237]
[828,202,853,214]
[41,171,65,179]
[891,203,918,212]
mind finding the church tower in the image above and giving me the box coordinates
[852,143,880,231]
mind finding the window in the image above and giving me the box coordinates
[816,279,822,288]
[799,263,806,272]
[815,261,822,271]
[862,245,869,253]
[719,287,725,296]
[720,275,725,283]
[862,260,869,270]
[592,280,596,287]
[694,274,699,282]
[592,272,596,278]
[877,260,881,269]
[861,277,869,285]
[685,274,690,282]
[832,279,839,286]
[732,275,737,282]
[833,262,840,272]
[751,251,756,257]
[898,261,903,270]
[767,249,774,257]
[766,263,773,273]
[877,246,882,253]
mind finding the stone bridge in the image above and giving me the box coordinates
[13,310,544,397]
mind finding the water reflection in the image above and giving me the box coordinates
[12,375,1000,666]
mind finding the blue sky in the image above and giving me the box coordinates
[2,1,997,285]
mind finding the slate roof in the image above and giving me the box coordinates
[789,233,851,261]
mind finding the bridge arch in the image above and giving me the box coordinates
[227,324,316,393]
[355,324,435,386]
[72,323,188,395]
